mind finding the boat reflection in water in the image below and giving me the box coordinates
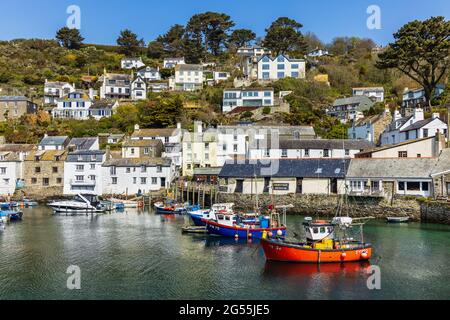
[205,236,260,248]
[263,261,371,278]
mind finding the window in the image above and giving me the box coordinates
[345,149,350,156]
[53,167,58,173]
[0,167,6,174]
[89,175,96,181]
[277,72,285,79]
[282,149,288,158]
[35,167,41,173]
[291,72,299,78]
[141,177,147,185]
[3,178,9,185]
[90,164,95,170]
[133,177,137,184]
[43,178,49,186]
[417,154,422,158]
[262,64,270,70]
[264,149,270,157]
[264,91,271,97]
[371,181,380,190]
[423,129,429,137]
[56,178,62,184]
[141,166,147,173]
[407,182,421,191]
[405,131,409,140]
[110,166,116,175]
[304,149,310,157]
[144,148,149,155]
[264,99,272,105]
[152,177,158,185]
[277,64,285,70]
[398,151,408,158]
[126,168,131,173]
[131,148,135,155]
[76,175,84,182]
[323,149,330,158]
[277,56,285,62]
[157,166,162,173]
[233,144,238,152]
[262,72,270,79]
[112,177,118,185]
[222,144,227,151]
[421,182,429,191]
[76,165,84,171]
[398,181,405,191]
[31,178,37,184]
[291,64,299,69]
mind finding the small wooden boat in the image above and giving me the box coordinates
[6,211,23,221]
[154,200,187,214]
[386,216,410,223]
[261,217,372,264]
[181,226,207,234]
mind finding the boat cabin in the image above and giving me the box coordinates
[302,217,335,242]
[75,194,101,206]
[215,213,237,226]
[211,203,234,214]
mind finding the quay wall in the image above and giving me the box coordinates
[420,201,450,225]
[217,193,422,220]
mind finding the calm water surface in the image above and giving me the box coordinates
[0,206,449,300]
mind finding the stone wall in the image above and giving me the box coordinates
[420,201,450,225]
[217,193,421,220]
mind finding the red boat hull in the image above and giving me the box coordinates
[261,239,372,263]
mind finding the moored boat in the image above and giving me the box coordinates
[48,194,107,214]
[154,200,187,214]
[386,216,410,223]
[206,209,286,239]
[188,203,235,226]
[5,211,23,221]
[261,217,372,263]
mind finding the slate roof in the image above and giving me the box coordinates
[103,157,171,167]
[347,158,437,179]
[102,73,132,81]
[0,144,36,153]
[44,81,72,88]
[217,125,316,137]
[176,64,203,72]
[69,137,98,150]
[219,159,350,178]
[0,151,20,162]
[400,118,440,132]
[131,128,178,138]
[25,150,67,161]
[356,136,435,156]
[123,139,163,148]
[39,136,69,146]
[66,150,105,162]
[332,96,374,110]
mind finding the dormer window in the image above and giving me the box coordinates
[34,156,40,162]
[55,156,61,161]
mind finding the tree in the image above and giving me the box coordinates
[229,29,256,48]
[186,12,235,56]
[376,16,450,104]
[303,32,325,53]
[55,27,84,50]
[263,17,308,56]
[148,24,186,58]
[117,29,145,57]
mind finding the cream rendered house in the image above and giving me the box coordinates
[182,121,218,177]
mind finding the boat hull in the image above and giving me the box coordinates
[49,205,105,214]
[190,213,207,226]
[261,238,372,263]
[206,220,286,239]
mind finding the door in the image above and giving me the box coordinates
[235,180,243,194]
[161,178,166,188]
[296,178,303,194]
[263,177,270,193]
[447,183,450,196]
[330,179,338,194]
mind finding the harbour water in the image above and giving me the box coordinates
[0,206,449,300]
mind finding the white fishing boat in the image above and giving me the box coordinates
[48,194,107,214]
[386,216,410,223]
[110,198,139,208]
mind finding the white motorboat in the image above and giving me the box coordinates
[48,194,107,214]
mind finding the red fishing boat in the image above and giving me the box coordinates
[261,216,372,263]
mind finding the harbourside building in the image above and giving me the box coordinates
[63,150,106,195]
[102,157,175,195]
[216,124,316,166]
[346,158,437,198]
[182,121,218,177]
[0,96,38,121]
[38,135,70,151]
[122,139,163,158]
[23,149,68,197]
[0,144,36,196]
[218,159,349,195]
[248,139,374,160]
[431,149,450,199]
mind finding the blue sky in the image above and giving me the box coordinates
[1,0,449,45]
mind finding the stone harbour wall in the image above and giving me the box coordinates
[217,193,421,220]
[420,201,450,225]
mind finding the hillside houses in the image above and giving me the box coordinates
[348,110,392,144]
[222,88,274,113]
[121,57,145,70]
[0,96,38,121]
[44,80,76,105]
[257,54,306,81]
[352,87,385,102]
[169,64,204,91]
[327,96,375,124]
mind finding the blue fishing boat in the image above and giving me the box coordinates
[0,210,23,221]
[188,203,235,226]
[206,211,287,240]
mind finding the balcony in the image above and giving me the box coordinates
[70,179,96,187]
